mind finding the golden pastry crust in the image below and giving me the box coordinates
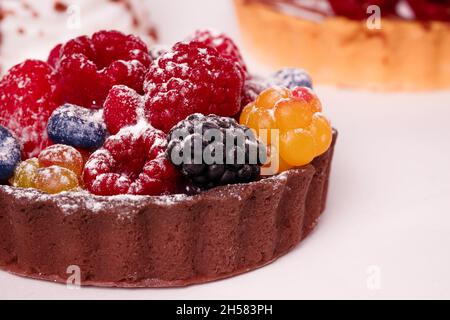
[235,0,450,91]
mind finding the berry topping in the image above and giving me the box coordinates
[47,104,107,150]
[10,144,83,193]
[106,40,244,134]
[190,29,248,78]
[240,87,332,172]
[48,30,151,108]
[406,0,450,21]
[0,60,59,158]
[33,166,80,194]
[144,41,244,132]
[83,123,181,196]
[271,68,313,90]
[166,114,266,189]
[0,126,22,181]
[103,85,142,135]
[10,158,39,189]
[38,144,84,177]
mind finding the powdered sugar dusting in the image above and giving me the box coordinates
[0,136,19,162]
[0,170,299,216]
[0,185,189,216]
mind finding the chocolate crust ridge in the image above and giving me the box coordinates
[0,133,337,287]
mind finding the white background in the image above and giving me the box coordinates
[1,0,450,299]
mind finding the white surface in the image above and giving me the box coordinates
[1,0,450,300]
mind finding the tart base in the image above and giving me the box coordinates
[234,0,450,91]
[0,133,337,288]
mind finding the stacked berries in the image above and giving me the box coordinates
[104,40,245,134]
[240,87,332,174]
[0,28,332,196]
[166,114,266,189]
[48,30,152,108]
[10,144,83,194]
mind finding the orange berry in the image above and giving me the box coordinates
[274,98,315,130]
[280,129,316,167]
[38,144,84,177]
[310,113,333,156]
[256,87,290,109]
[246,107,277,145]
[239,103,255,125]
[292,87,322,113]
[33,166,79,194]
[9,158,39,188]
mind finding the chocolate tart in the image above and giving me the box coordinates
[0,133,337,287]
[234,0,450,91]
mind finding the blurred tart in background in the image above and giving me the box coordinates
[234,0,450,91]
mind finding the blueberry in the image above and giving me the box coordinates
[271,67,313,89]
[47,104,108,151]
[0,126,21,181]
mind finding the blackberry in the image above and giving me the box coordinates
[166,114,267,189]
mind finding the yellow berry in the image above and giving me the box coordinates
[280,129,316,167]
[256,87,290,109]
[246,107,277,145]
[33,166,79,194]
[239,103,255,125]
[38,144,84,177]
[274,99,314,130]
[310,113,333,156]
[9,158,39,188]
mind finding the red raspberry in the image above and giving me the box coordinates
[328,0,398,19]
[191,30,248,78]
[83,123,181,196]
[104,40,244,134]
[0,60,59,158]
[145,41,244,132]
[49,30,151,109]
[406,0,450,21]
[103,85,143,134]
